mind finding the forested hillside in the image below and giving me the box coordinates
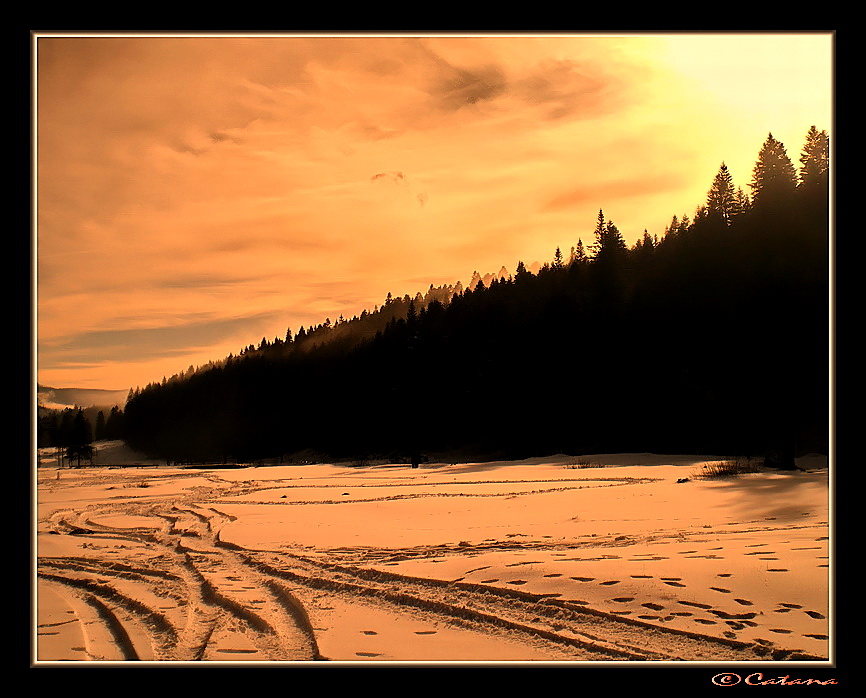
[109,128,831,465]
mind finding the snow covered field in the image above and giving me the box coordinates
[34,442,831,665]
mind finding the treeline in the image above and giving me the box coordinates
[36,405,126,466]
[121,127,830,466]
[37,405,126,446]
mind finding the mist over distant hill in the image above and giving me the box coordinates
[37,385,129,411]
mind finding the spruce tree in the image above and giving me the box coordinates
[590,210,627,261]
[798,125,830,193]
[706,162,739,224]
[514,260,531,282]
[574,239,587,264]
[750,133,797,208]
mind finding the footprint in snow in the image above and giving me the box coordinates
[680,600,712,609]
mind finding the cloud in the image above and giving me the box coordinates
[513,58,627,120]
[431,63,508,111]
[36,34,831,391]
[40,312,282,366]
[544,171,689,211]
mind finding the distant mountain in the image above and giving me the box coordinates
[37,385,129,411]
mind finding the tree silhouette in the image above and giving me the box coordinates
[62,409,94,466]
[589,210,627,261]
[750,133,797,209]
[799,125,830,189]
[706,162,741,224]
[104,406,125,440]
[570,239,588,265]
[119,125,829,467]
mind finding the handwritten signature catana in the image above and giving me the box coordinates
[713,673,837,686]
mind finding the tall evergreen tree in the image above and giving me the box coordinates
[750,133,797,207]
[735,187,751,216]
[590,210,627,261]
[568,239,588,265]
[590,209,606,256]
[633,229,655,256]
[798,125,830,193]
[514,260,531,282]
[706,162,740,224]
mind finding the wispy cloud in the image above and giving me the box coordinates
[40,312,282,365]
[35,33,833,390]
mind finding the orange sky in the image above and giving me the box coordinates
[34,32,833,393]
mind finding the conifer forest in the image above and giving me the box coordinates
[40,128,831,468]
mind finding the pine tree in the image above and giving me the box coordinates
[664,214,680,240]
[735,187,751,216]
[573,239,588,264]
[798,125,830,192]
[515,260,531,282]
[750,133,797,207]
[590,210,627,261]
[706,162,740,224]
[633,229,655,255]
[604,221,627,255]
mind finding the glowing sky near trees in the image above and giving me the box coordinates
[34,32,833,392]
